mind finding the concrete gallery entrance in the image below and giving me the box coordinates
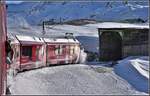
[98,27,148,61]
[99,31,122,61]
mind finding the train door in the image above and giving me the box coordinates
[69,44,75,63]
[65,44,70,64]
[47,44,57,65]
[74,44,80,63]
[0,2,7,95]
[56,44,67,64]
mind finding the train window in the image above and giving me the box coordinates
[55,45,63,55]
[59,45,63,55]
[21,46,32,59]
[70,46,75,55]
[74,45,79,53]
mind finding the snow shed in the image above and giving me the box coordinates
[97,22,149,61]
[16,35,46,71]
[43,37,81,65]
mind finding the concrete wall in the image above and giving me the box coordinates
[122,29,148,57]
[98,28,148,61]
[123,44,148,57]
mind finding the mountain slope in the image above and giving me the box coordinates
[7,1,149,25]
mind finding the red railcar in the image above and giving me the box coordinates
[0,1,7,95]
[43,37,81,65]
[15,35,46,71]
[7,34,82,72]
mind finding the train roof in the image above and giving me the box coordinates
[16,35,45,44]
[43,37,80,44]
[7,33,19,44]
[86,22,149,30]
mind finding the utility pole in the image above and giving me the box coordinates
[42,21,46,35]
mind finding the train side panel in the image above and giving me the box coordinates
[44,37,81,65]
[20,44,46,71]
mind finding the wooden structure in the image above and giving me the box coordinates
[97,22,149,61]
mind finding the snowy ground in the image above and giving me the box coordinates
[7,20,149,95]
[9,60,148,95]
[114,56,149,93]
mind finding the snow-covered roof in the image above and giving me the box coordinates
[86,22,149,29]
[7,33,19,44]
[68,39,79,43]
[44,38,68,43]
[16,35,44,43]
[43,38,79,44]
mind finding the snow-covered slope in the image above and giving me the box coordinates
[114,56,149,93]
[130,57,149,79]
[9,64,146,95]
[7,1,149,25]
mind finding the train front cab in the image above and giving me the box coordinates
[16,35,46,71]
[43,38,81,65]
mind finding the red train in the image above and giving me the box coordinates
[0,2,85,94]
[6,33,85,76]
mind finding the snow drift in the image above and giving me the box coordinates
[114,56,149,93]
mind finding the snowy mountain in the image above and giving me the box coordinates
[7,1,149,25]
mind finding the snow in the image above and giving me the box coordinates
[16,35,44,43]
[68,39,79,44]
[44,24,98,37]
[7,1,149,25]
[8,27,42,37]
[130,57,149,79]
[114,56,149,93]
[43,38,69,43]
[6,1,149,95]
[79,49,87,64]
[7,15,30,28]
[85,22,149,29]
[9,64,146,95]
[7,33,19,44]
[43,38,80,44]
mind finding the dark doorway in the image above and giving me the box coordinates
[100,31,122,61]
